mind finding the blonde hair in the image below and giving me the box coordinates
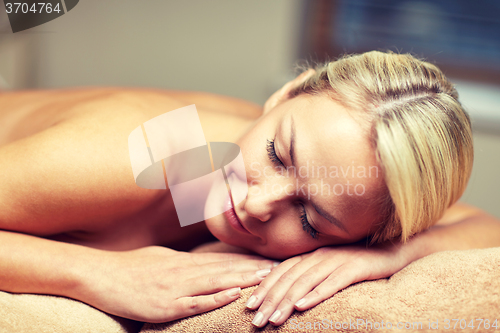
[290,51,474,243]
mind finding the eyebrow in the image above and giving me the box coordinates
[311,202,348,233]
[289,116,296,166]
[289,115,348,234]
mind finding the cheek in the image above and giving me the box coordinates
[204,215,232,244]
[257,224,320,258]
[204,217,220,239]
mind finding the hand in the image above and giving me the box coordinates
[245,242,412,327]
[78,246,276,323]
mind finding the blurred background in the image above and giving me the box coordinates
[1,0,499,217]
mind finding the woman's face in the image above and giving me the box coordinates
[205,94,386,259]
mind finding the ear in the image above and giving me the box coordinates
[263,69,316,115]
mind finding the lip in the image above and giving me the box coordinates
[224,191,251,234]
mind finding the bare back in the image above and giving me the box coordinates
[0,88,262,251]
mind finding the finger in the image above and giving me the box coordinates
[252,263,333,327]
[181,269,272,296]
[294,263,366,312]
[245,255,305,310]
[263,264,336,326]
[248,257,322,328]
[163,287,242,323]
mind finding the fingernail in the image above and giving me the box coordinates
[269,309,281,323]
[256,268,271,279]
[272,261,281,267]
[246,295,257,308]
[252,312,264,327]
[295,298,306,307]
[227,287,241,297]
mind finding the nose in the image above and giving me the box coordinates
[243,178,291,222]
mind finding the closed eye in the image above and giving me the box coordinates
[266,139,284,166]
[300,205,319,239]
[267,139,318,240]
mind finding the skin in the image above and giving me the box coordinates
[0,88,277,322]
[1,84,500,327]
[206,94,386,259]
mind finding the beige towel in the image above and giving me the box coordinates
[0,291,143,333]
[142,247,500,333]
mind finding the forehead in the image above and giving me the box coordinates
[290,95,373,167]
[283,95,384,236]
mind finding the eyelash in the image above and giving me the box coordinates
[266,139,283,166]
[300,206,319,239]
[266,139,319,240]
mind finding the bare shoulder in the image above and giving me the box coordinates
[0,87,262,124]
[0,87,262,146]
[436,202,492,226]
[0,87,260,237]
[142,88,263,118]
[60,88,261,143]
[63,87,263,120]
[62,88,262,143]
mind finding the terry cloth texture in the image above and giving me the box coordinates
[141,246,500,333]
[0,291,143,333]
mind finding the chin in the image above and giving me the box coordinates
[204,216,257,253]
[204,215,233,244]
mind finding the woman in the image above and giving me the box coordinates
[0,51,499,328]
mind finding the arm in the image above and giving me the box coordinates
[0,89,275,321]
[247,203,500,327]
[402,202,500,262]
[0,230,95,296]
[0,228,277,322]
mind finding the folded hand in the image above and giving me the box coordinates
[246,242,411,327]
[80,246,276,323]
